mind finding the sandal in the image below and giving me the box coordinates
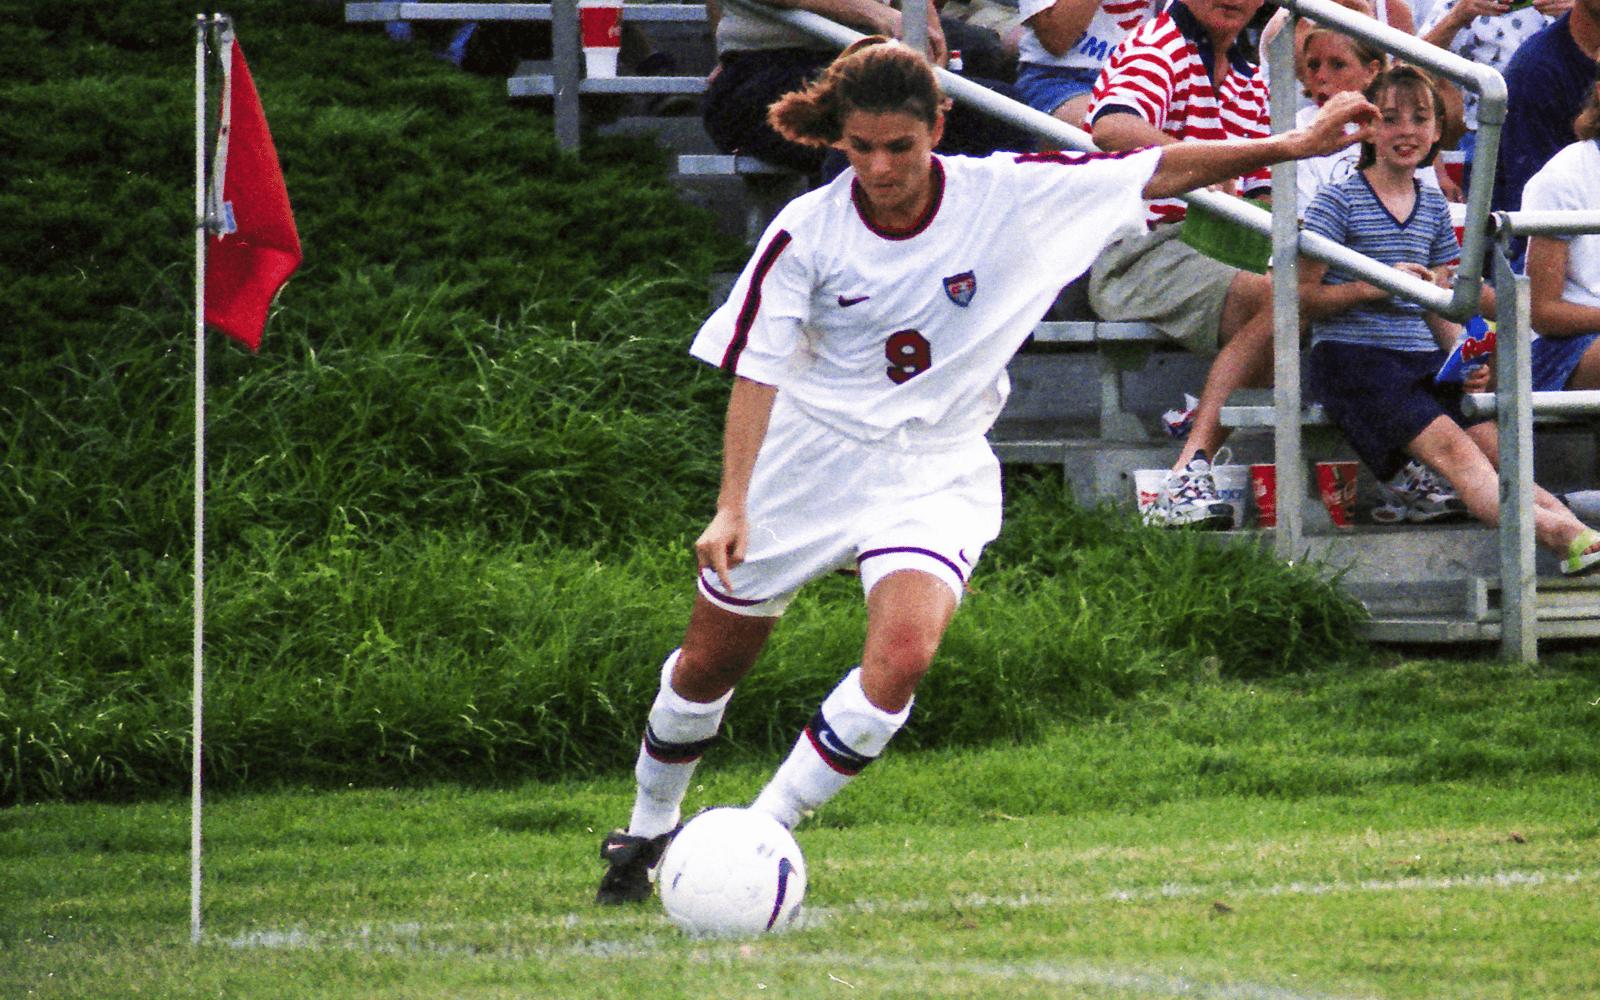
[1560,527,1600,577]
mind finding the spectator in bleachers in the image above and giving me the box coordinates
[1491,0,1600,232]
[1292,38,1469,519]
[1295,28,1389,203]
[1012,0,1158,128]
[702,0,1029,174]
[1258,0,1414,110]
[1300,67,1599,566]
[1293,30,1457,201]
[1525,64,1600,391]
[1082,0,1277,528]
[1419,0,1566,190]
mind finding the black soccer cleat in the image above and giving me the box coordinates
[595,828,676,905]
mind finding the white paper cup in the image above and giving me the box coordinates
[1213,464,1249,529]
[582,47,619,78]
[1132,468,1167,517]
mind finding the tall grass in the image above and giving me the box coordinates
[1,475,1369,804]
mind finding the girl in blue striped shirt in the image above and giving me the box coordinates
[1299,65,1600,575]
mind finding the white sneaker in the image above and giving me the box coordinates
[1157,449,1234,530]
[1371,460,1468,524]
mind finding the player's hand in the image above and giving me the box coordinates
[1296,91,1378,158]
[1531,0,1570,15]
[695,507,749,594]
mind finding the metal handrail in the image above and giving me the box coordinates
[1463,390,1600,419]
[720,0,1497,317]
[1497,210,1600,237]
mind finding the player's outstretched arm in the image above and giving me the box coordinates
[1141,91,1379,200]
[697,376,778,594]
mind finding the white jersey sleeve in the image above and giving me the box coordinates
[690,209,815,386]
[1004,146,1162,268]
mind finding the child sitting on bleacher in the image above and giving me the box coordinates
[1300,66,1600,573]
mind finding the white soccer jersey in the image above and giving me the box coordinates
[691,147,1162,449]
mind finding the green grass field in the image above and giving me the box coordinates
[6,660,1599,999]
[7,5,1600,997]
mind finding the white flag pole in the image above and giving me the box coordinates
[192,10,209,947]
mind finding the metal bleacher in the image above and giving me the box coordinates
[343,0,1600,656]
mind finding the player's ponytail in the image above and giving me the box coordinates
[768,37,948,148]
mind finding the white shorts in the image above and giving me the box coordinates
[697,396,1003,617]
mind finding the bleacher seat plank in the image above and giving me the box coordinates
[347,3,707,21]
[1029,321,1163,345]
[1219,404,1330,428]
[677,154,799,177]
[508,74,707,97]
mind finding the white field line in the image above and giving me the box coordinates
[224,867,1592,946]
[227,929,1372,1000]
[737,951,1378,1000]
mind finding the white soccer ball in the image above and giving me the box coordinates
[658,807,806,937]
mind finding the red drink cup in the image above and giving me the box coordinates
[1249,464,1277,528]
[578,0,622,77]
[1315,460,1359,528]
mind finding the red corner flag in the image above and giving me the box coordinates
[204,28,302,351]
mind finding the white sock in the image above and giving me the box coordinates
[751,667,911,829]
[627,650,731,839]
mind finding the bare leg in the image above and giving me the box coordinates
[1033,95,1094,150]
[1176,270,1274,469]
[1052,94,1092,131]
[858,569,959,711]
[674,594,777,701]
[1564,339,1600,390]
[1408,416,1595,556]
[752,569,957,827]
[622,596,776,839]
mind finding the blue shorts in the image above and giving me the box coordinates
[1013,63,1101,115]
[1307,341,1490,482]
[1531,333,1600,391]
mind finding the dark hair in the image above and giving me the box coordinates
[767,38,949,148]
[1357,65,1447,170]
[1574,62,1600,141]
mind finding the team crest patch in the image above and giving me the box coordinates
[943,270,976,307]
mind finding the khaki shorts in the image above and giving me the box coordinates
[1087,223,1238,354]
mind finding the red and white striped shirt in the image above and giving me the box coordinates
[1086,2,1271,227]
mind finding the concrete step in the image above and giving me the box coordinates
[1219,524,1600,642]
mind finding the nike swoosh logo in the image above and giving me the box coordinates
[815,728,854,759]
[838,294,870,307]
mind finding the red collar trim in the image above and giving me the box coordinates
[851,157,945,240]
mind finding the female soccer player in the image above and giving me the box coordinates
[597,36,1380,904]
